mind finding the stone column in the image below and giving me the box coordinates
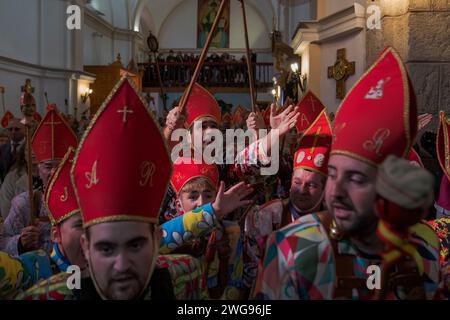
[366,0,450,126]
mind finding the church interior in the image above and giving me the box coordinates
[0,0,449,304]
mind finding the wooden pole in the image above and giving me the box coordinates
[179,0,228,113]
[0,87,6,114]
[239,0,256,113]
[25,123,35,224]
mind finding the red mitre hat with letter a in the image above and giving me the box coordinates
[294,110,332,176]
[437,111,450,182]
[1,111,14,128]
[45,147,80,225]
[184,83,221,128]
[71,77,172,228]
[331,47,418,166]
[295,90,326,134]
[171,157,219,194]
[31,107,77,163]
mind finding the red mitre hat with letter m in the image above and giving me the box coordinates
[331,47,418,166]
[294,109,332,176]
[295,90,326,134]
[31,106,77,163]
[171,157,219,194]
[72,77,172,228]
[437,111,450,182]
[184,83,221,128]
[45,147,79,225]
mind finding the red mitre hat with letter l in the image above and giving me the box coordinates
[31,107,77,163]
[331,47,418,166]
[294,109,332,176]
[1,111,14,128]
[45,147,80,225]
[72,77,172,228]
[437,111,450,182]
[295,90,326,134]
[171,157,219,194]
[408,148,424,168]
[184,83,221,128]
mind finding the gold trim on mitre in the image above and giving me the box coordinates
[71,76,173,228]
[45,146,77,226]
[437,111,450,178]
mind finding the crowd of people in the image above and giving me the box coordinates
[143,50,258,87]
[0,46,448,300]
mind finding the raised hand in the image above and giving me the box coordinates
[271,105,300,137]
[212,181,254,220]
[165,106,186,132]
[246,106,266,130]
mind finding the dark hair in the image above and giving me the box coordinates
[84,223,156,241]
[11,144,27,173]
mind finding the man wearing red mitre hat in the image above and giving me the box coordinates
[244,109,332,294]
[1,106,77,257]
[14,78,252,300]
[253,47,441,300]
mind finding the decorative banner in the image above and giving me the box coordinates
[198,0,230,48]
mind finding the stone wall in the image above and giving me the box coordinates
[366,0,450,130]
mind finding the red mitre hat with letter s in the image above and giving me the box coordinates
[45,147,80,225]
[294,109,332,176]
[331,47,418,166]
[184,83,221,128]
[171,157,219,194]
[72,77,172,227]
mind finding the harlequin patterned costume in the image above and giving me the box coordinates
[253,47,441,300]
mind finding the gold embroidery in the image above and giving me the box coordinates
[310,126,322,154]
[117,106,134,123]
[309,95,316,113]
[85,161,99,189]
[332,123,346,143]
[299,113,310,130]
[139,161,156,187]
[60,187,69,202]
[363,128,391,156]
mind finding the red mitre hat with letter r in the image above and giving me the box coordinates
[294,109,332,176]
[171,157,219,194]
[184,83,221,128]
[45,147,80,225]
[437,111,450,182]
[72,77,172,228]
[31,106,77,163]
[295,90,326,134]
[331,47,418,166]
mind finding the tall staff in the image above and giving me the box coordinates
[239,0,256,112]
[179,0,228,112]
[147,32,168,113]
[0,86,6,114]
[25,120,35,223]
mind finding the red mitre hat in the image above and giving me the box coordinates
[45,147,79,225]
[20,92,36,106]
[1,111,14,128]
[408,148,424,168]
[437,111,450,182]
[222,112,232,124]
[331,47,417,166]
[33,112,42,122]
[295,90,326,134]
[293,109,332,176]
[171,157,219,194]
[72,77,172,228]
[184,83,221,128]
[31,107,77,163]
[233,105,245,125]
